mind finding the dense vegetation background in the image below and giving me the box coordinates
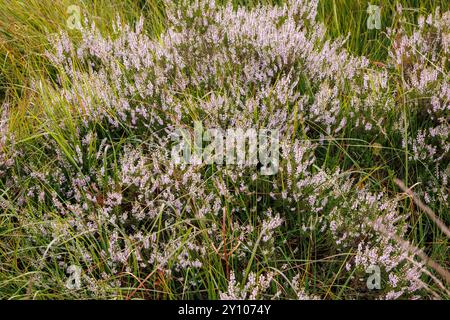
[0,0,448,299]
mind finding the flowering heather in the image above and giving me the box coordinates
[0,106,15,177]
[0,0,448,300]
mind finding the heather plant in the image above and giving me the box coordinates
[0,0,448,300]
[0,105,15,178]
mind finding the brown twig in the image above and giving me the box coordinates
[394,178,450,238]
[377,225,450,286]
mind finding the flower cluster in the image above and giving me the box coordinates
[0,104,15,179]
